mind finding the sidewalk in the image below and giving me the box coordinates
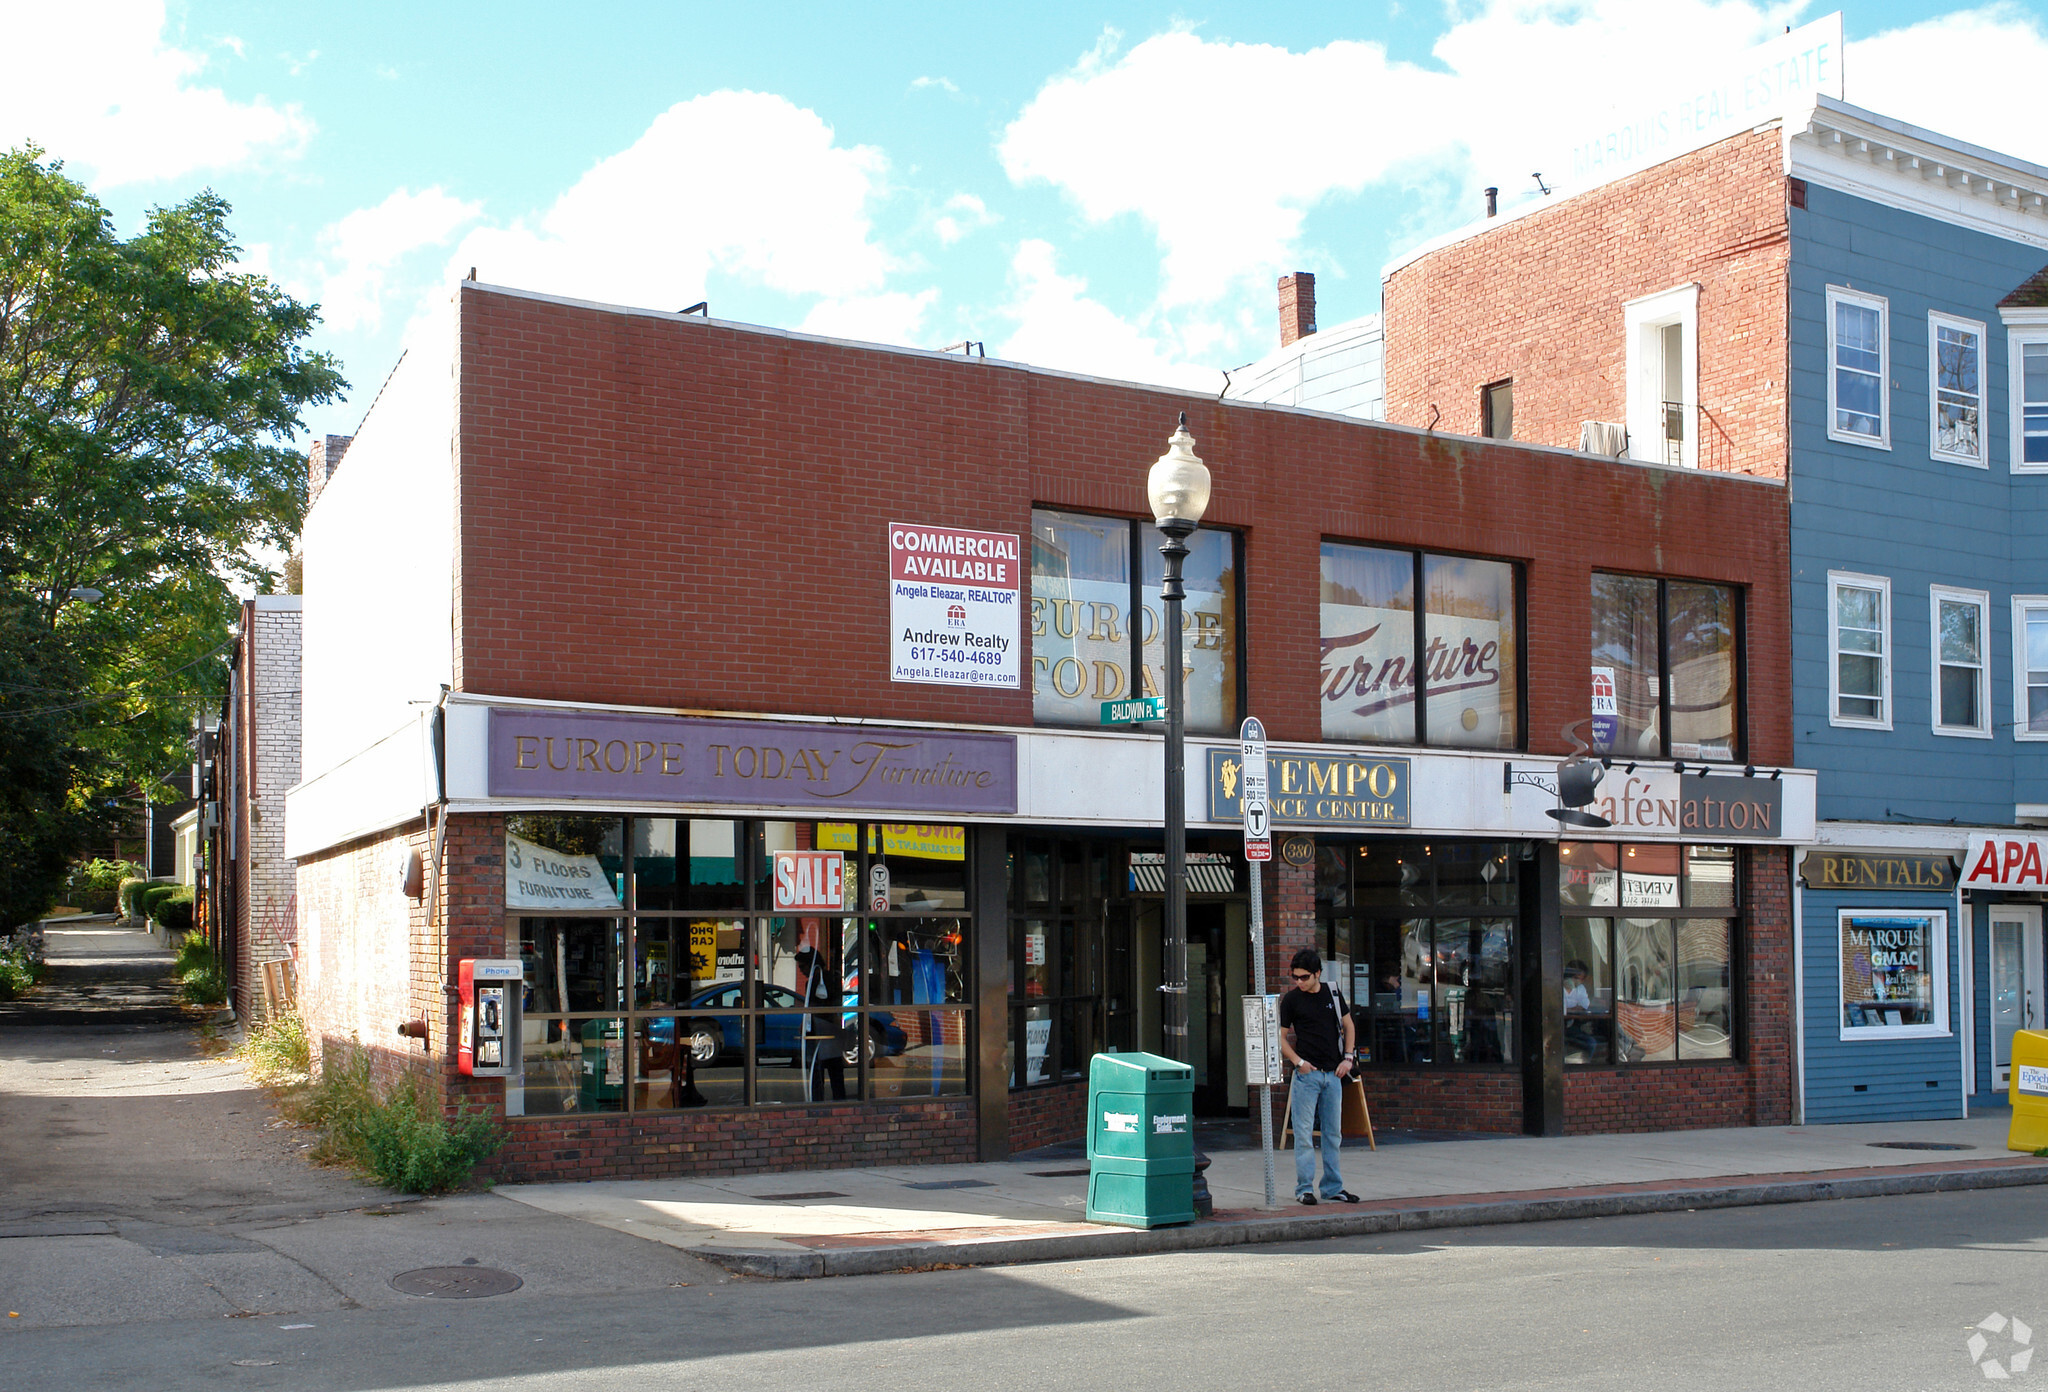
[496,1111,2046,1278]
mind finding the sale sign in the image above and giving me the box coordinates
[889,522,1021,689]
[772,851,846,912]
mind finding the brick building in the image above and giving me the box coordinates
[1379,17,2048,1124]
[284,278,1813,1182]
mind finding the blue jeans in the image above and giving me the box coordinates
[1290,1067,1345,1198]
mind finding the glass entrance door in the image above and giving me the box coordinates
[1991,906,2043,1092]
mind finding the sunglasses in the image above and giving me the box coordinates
[1290,971,1316,981]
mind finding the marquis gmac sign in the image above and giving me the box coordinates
[1589,770,1783,840]
[487,708,1017,815]
[1208,748,1410,829]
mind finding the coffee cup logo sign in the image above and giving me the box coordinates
[489,709,1017,816]
[1964,833,2048,889]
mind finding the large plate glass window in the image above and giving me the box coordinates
[1827,571,1891,730]
[1560,843,1739,1065]
[1838,910,1948,1038]
[1590,574,1741,761]
[2015,597,2048,741]
[1827,285,1889,448]
[1320,541,1523,750]
[506,817,972,1117]
[1928,311,1986,466]
[1030,508,1241,733]
[1930,586,1990,738]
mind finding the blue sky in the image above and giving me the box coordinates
[7,1,2048,444]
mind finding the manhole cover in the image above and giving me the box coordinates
[1868,1141,1977,1151]
[1028,1168,1092,1178]
[390,1266,523,1298]
[903,1178,997,1191]
[751,1191,848,1201]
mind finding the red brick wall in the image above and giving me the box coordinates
[1562,844,1793,1134]
[452,284,1791,765]
[1382,130,1790,480]
[1008,1081,1087,1154]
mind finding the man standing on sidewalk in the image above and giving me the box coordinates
[1279,948,1359,1205]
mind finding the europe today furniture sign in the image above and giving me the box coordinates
[487,708,1018,815]
[1208,748,1411,829]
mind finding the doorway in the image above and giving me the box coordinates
[1133,898,1249,1114]
[1991,905,2042,1092]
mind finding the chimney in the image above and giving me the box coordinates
[1278,272,1316,347]
[306,433,353,508]
[1485,187,1498,218]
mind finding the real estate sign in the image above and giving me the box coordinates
[889,522,1021,689]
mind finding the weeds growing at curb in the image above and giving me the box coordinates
[174,937,228,1006]
[241,1009,313,1084]
[284,1049,505,1194]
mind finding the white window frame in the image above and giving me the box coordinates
[1927,311,1987,467]
[1829,570,1892,730]
[2012,595,2048,742]
[2005,309,2048,476]
[1624,283,1699,468]
[1837,909,1950,1042]
[1929,585,1991,738]
[1826,285,1890,450]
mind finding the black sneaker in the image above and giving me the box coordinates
[1297,1192,1317,1205]
[1332,1191,1361,1204]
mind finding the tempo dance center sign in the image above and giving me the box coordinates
[889,522,1020,689]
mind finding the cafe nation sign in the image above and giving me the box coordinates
[1590,770,1784,839]
[1208,749,1411,829]
[487,708,1017,815]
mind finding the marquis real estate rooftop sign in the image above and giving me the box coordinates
[487,708,1017,815]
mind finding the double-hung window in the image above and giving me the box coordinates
[1827,286,1889,448]
[1829,572,1891,729]
[2009,325,2048,474]
[2014,597,2048,740]
[1928,312,1985,466]
[1930,586,1990,737]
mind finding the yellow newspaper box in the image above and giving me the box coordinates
[2007,1030,2048,1152]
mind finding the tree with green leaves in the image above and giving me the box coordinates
[0,146,345,926]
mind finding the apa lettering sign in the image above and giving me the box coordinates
[889,523,1020,688]
[1210,748,1410,829]
[1963,834,2048,889]
[488,708,1017,815]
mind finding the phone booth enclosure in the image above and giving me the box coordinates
[459,958,524,1078]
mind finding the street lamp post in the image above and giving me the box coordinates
[1147,413,1211,1071]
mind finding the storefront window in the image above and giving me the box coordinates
[1561,842,1740,1065]
[509,817,973,1115]
[1320,840,1519,1068]
[1839,911,1946,1036]
[1008,834,1114,1087]
[1591,574,1742,761]
[1030,508,1241,733]
[1320,542,1522,749]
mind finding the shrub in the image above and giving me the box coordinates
[62,859,144,915]
[174,935,214,976]
[158,888,194,933]
[118,877,151,918]
[290,1049,504,1194]
[241,1008,312,1085]
[175,935,225,1004]
[0,937,42,999]
[143,883,182,921]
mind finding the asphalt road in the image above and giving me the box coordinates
[4,1185,2045,1391]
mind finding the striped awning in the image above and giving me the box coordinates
[1128,852,1237,895]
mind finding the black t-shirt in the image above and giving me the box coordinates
[1280,984,1346,1070]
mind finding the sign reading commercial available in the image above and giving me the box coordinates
[1210,748,1410,829]
[1963,834,2048,889]
[488,709,1017,815]
[888,522,1020,689]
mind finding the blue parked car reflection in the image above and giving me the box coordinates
[649,983,907,1068]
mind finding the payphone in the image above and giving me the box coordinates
[458,958,524,1078]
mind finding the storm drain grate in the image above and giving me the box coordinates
[1867,1141,1977,1151]
[751,1191,849,1202]
[1027,1168,1092,1178]
[902,1179,997,1191]
[390,1266,524,1298]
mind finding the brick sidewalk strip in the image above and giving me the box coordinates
[688,1155,2048,1279]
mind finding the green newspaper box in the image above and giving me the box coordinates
[1085,1051,1196,1228]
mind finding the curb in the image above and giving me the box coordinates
[686,1160,2048,1279]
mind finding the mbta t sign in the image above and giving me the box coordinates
[1239,716,1271,862]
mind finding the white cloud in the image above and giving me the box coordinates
[910,75,960,94]
[281,49,319,77]
[799,289,939,345]
[933,193,997,246]
[0,0,310,185]
[995,240,1214,389]
[1847,4,2048,167]
[450,90,892,312]
[318,186,483,332]
[1000,4,1795,306]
